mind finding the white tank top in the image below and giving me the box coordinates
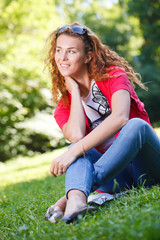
[81,80,115,153]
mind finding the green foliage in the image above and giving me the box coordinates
[136,65,160,122]
[56,0,143,62]
[0,64,53,161]
[124,0,160,123]
[0,149,160,239]
[0,0,160,161]
[126,0,160,65]
[0,0,64,161]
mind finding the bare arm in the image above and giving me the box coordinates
[62,77,86,142]
[50,89,130,177]
[72,89,130,153]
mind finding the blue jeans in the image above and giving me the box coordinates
[65,118,160,198]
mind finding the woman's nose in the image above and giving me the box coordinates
[62,52,68,61]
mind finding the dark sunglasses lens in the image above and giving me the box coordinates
[72,26,86,34]
[57,25,86,35]
[57,24,70,33]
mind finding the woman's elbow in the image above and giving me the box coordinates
[65,132,84,143]
[119,115,129,127]
[113,111,129,128]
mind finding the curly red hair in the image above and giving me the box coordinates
[44,22,147,105]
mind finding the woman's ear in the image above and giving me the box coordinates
[84,51,92,64]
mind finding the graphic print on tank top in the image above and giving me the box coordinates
[82,80,114,153]
[85,82,111,130]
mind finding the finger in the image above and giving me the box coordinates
[50,164,57,178]
[64,76,71,81]
[62,166,67,174]
[50,171,57,178]
[57,170,63,176]
[57,164,64,175]
[53,163,58,176]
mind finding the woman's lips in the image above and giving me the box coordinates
[60,64,70,68]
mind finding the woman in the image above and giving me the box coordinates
[44,23,160,223]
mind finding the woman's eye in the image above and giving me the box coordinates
[56,49,62,53]
[69,50,75,54]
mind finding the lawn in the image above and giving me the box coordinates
[155,127,160,138]
[0,129,160,240]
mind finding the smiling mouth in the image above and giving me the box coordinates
[60,64,70,68]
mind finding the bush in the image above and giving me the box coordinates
[136,64,160,123]
[0,66,67,162]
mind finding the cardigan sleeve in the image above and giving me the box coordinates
[107,68,152,127]
[108,68,132,96]
[54,99,70,130]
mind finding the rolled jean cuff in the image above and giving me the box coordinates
[65,186,90,199]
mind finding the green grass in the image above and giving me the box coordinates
[0,130,160,240]
[155,127,160,138]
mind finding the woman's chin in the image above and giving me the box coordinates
[59,71,77,79]
[60,72,71,77]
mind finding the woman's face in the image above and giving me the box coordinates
[55,34,88,79]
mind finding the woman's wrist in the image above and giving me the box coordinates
[68,140,84,159]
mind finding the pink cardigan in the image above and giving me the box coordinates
[54,67,152,145]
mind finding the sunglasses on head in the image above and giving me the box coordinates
[56,24,87,36]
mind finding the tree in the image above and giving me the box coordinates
[0,0,64,161]
[55,0,143,62]
[121,0,160,123]
[1,0,157,161]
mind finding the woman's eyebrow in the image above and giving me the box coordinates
[56,46,78,50]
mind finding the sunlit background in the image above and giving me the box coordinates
[0,0,160,162]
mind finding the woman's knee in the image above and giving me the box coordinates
[128,118,148,126]
[125,118,150,133]
[118,118,151,145]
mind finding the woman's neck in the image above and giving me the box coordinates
[76,77,91,97]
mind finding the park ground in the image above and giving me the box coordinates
[0,128,160,240]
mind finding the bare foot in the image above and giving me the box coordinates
[49,195,66,214]
[45,195,67,222]
[64,189,87,216]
